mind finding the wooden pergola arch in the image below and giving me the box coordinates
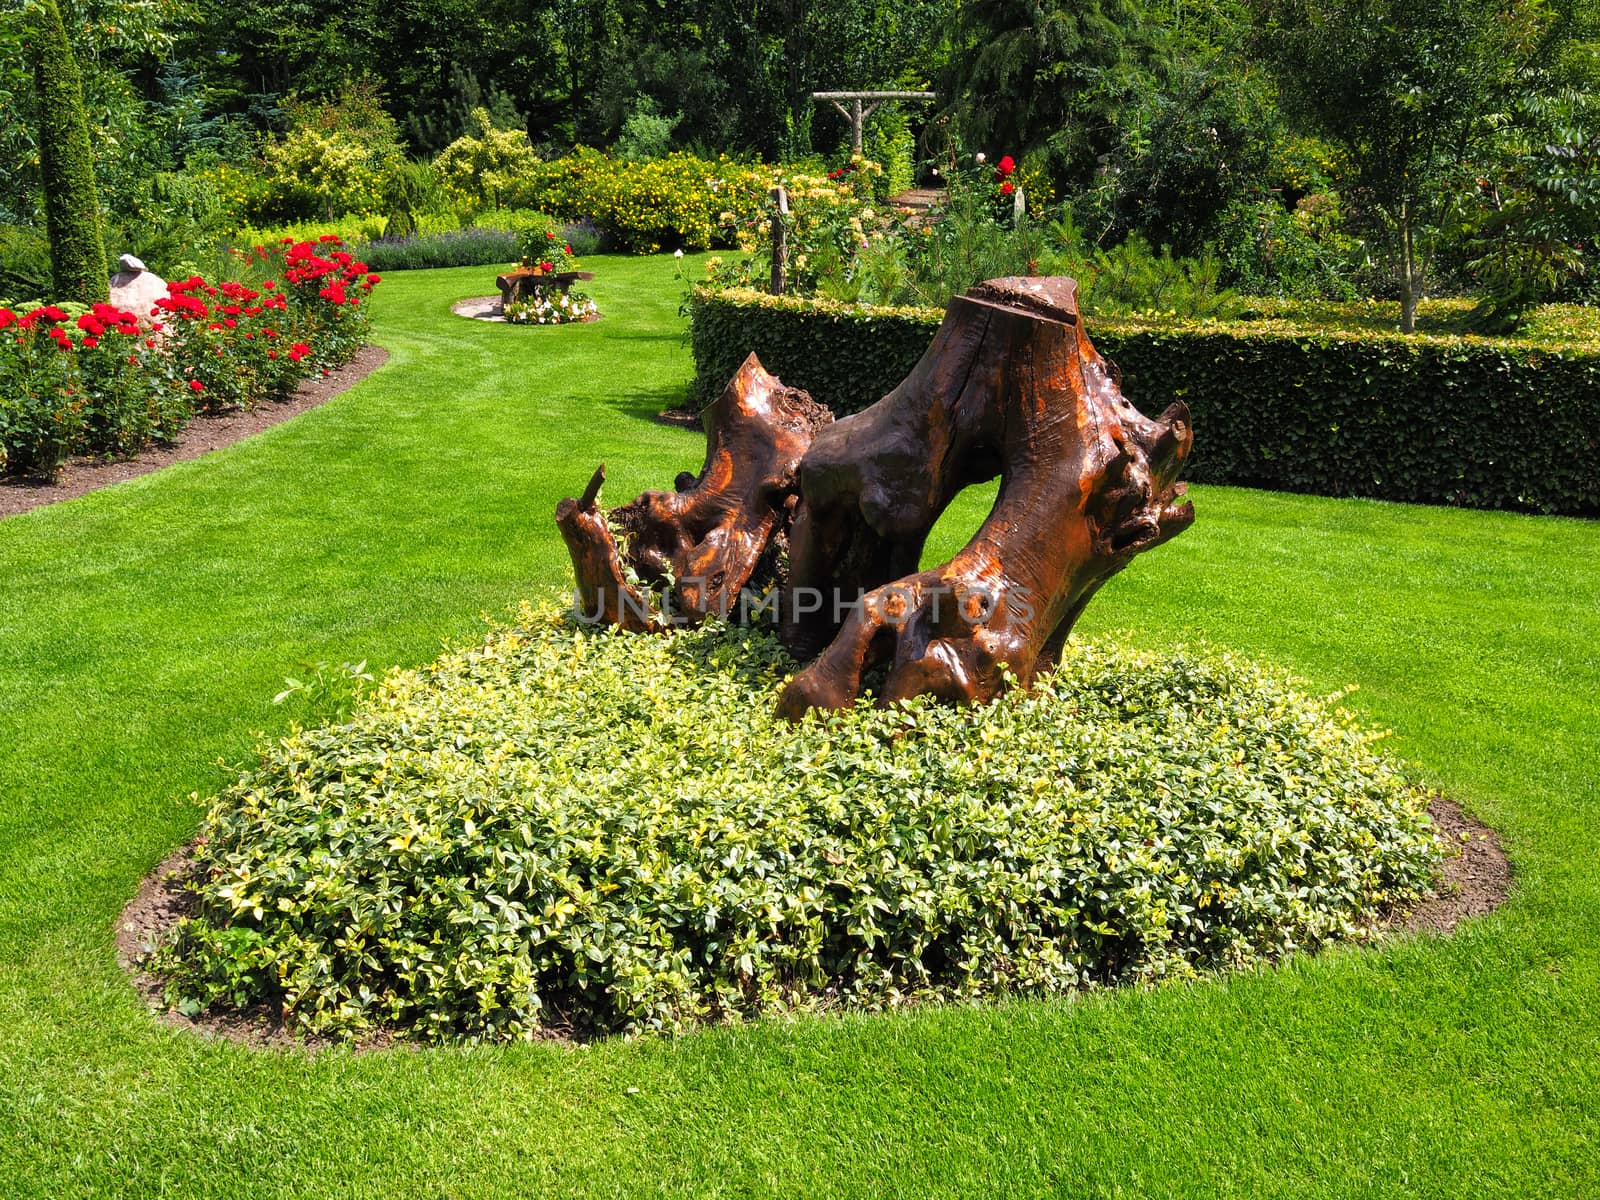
[811,90,936,156]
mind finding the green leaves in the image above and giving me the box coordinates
[157,603,1440,1044]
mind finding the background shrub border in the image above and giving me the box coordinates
[688,287,1600,516]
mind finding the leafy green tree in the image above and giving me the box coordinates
[404,64,526,157]
[0,12,39,223]
[1458,5,1599,320]
[1253,0,1545,331]
[1093,55,1281,255]
[28,0,107,303]
[1463,77,1599,324]
[938,0,1151,185]
[570,0,952,160]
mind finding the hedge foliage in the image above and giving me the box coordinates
[154,603,1439,1044]
[688,288,1600,515]
[688,287,940,413]
[28,0,108,305]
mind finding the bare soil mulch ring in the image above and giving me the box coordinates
[117,795,1509,1051]
[0,344,390,522]
[1387,796,1511,934]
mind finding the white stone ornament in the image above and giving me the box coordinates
[109,253,168,326]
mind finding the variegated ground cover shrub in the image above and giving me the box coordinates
[157,603,1440,1042]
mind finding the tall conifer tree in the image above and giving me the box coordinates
[29,0,107,304]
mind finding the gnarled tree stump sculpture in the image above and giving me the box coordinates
[554,276,1194,719]
[556,353,831,630]
[776,276,1193,716]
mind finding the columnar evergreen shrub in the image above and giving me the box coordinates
[28,0,108,305]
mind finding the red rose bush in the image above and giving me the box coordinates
[0,237,380,479]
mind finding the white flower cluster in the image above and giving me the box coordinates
[504,289,599,325]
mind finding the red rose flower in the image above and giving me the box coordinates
[81,335,98,348]
[997,155,1016,177]
[1000,180,1015,195]
[188,379,204,392]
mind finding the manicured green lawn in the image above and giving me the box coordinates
[1,255,1595,1198]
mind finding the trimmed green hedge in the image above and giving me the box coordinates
[689,288,940,415]
[688,288,1600,516]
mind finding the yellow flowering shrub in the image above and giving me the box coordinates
[434,108,540,210]
[504,149,791,253]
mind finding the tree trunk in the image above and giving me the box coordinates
[1399,202,1419,335]
[555,354,831,627]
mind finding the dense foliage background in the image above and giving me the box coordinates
[0,0,1595,323]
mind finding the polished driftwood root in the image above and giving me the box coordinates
[554,276,1194,719]
[555,463,661,631]
[776,276,1193,717]
[554,353,831,628]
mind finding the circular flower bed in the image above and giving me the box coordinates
[504,289,599,325]
[154,603,1440,1043]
